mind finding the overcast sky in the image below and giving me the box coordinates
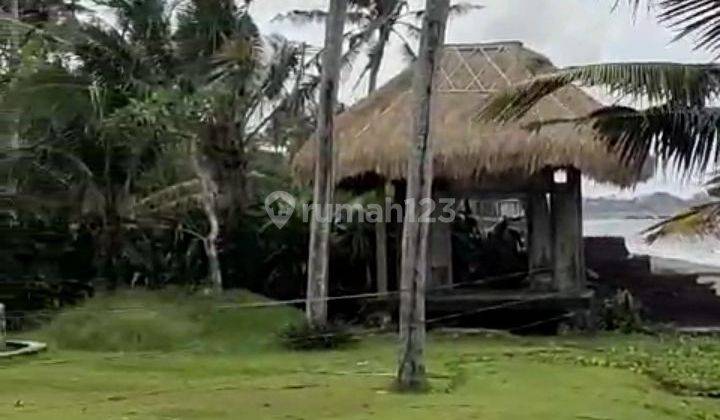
[248,0,715,198]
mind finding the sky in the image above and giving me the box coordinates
[248,0,715,198]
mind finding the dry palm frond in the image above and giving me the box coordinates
[134,179,203,216]
[480,62,720,123]
[644,200,720,242]
[644,167,720,243]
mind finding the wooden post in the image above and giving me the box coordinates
[397,0,450,391]
[551,167,586,293]
[429,202,453,289]
[527,192,553,290]
[375,184,390,296]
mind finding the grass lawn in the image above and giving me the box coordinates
[2,291,720,419]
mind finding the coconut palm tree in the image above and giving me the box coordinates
[480,0,720,241]
[397,0,450,391]
[306,0,348,328]
[277,1,481,91]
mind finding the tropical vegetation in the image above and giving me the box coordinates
[481,0,720,241]
[0,0,353,299]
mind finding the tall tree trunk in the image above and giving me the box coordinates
[195,116,247,291]
[397,0,449,391]
[306,0,348,327]
[369,29,391,298]
[367,25,390,93]
[2,0,20,193]
[9,0,18,151]
[203,119,248,227]
[193,146,224,295]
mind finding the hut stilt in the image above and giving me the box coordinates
[551,168,586,293]
[527,191,553,290]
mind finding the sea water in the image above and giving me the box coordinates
[584,218,720,269]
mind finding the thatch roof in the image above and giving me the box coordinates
[293,41,651,188]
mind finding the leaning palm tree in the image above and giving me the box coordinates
[481,1,720,243]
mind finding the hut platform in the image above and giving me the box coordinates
[360,288,594,332]
[426,289,594,322]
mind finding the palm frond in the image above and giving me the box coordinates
[272,9,329,24]
[134,178,202,216]
[0,16,71,47]
[3,65,94,126]
[175,0,251,61]
[407,1,483,19]
[623,0,720,54]
[480,62,720,122]
[207,35,263,85]
[659,0,720,53]
[259,37,301,100]
[273,9,372,25]
[644,200,720,242]
[525,104,720,175]
[705,170,720,196]
[391,27,417,61]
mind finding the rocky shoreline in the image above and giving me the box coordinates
[587,237,720,328]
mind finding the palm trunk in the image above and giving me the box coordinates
[202,219,222,295]
[397,0,449,391]
[9,0,18,150]
[367,25,390,93]
[369,30,391,298]
[193,147,223,295]
[205,119,248,226]
[306,0,348,328]
[4,0,19,193]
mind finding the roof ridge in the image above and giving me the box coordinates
[443,41,524,49]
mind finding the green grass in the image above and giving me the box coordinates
[2,291,720,419]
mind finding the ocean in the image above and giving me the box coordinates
[585,218,720,270]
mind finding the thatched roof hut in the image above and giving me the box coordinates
[293,41,649,188]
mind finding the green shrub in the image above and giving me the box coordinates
[43,308,199,352]
[33,289,303,353]
[601,289,645,333]
[279,321,356,351]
